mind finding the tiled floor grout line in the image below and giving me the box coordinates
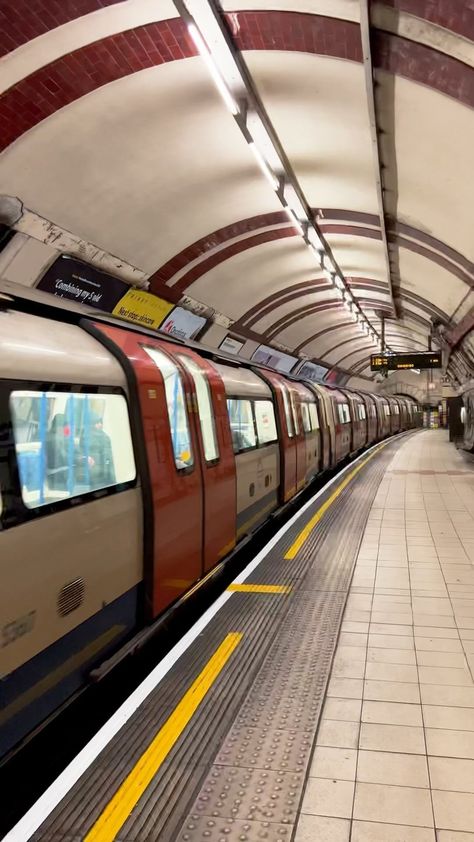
[410,480,439,841]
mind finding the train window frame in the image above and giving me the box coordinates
[177,355,220,466]
[0,381,137,531]
[142,345,195,473]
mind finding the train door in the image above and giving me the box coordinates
[287,383,307,493]
[254,370,297,503]
[174,349,236,573]
[92,324,204,616]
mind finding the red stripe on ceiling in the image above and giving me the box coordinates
[1,12,472,153]
[380,0,474,42]
[162,225,296,295]
[0,0,121,58]
[373,29,474,109]
[0,19,194,152]
[149,211,287,286]
[231,11,363,62]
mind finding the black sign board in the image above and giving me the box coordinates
[37,255,128,311]
[371,352,442,371]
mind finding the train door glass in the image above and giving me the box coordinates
[281,387,294,437]
[309,403,319,430]
[290,392,300,435]
[178,356,219,463]
[142,347,193,470]
[301,402,311,434]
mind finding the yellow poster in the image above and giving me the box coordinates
[112,288,173,329]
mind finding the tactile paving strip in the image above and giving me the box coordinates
[31,436,407,842]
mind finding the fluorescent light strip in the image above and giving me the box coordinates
[248,141,279,190]
[188,24,239,116]
[284,205,305,236]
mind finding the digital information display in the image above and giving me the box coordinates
[371,352,442,371]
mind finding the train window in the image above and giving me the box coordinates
[301,402,311,434]
[9,391,136,508]
[309,402,319,430]
[393,404,400,414]
[341,403,351,423]
[461,407,466,423]
[142,347,194,470]
[227,398,256,452]
[178,356,219,463]
[358,404,366,421]
[281,387,294,438]
[290,391,300,435]
[337,404,344,424]
[383,403,391,416]
[254,400,278,446]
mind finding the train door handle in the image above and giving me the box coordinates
[249,482,255,497]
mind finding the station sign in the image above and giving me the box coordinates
[37,255,128,310]
[370,352,442,371]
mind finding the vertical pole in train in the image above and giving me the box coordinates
[83,396,90,488]
[67,395,75,496]
[38,392,47,505]
[172,372,179,457]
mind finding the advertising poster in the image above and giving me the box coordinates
[36,255,128,311]
[251,343,298,373]
[112,288,173,329]
[298,361,329,382]
[160,306,206,340]
[219,335,245,355]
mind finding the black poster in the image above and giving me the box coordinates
[36,255,128,311]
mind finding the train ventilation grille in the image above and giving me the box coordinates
[57,578,85,617]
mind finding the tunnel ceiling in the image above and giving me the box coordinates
[0,0,473,379]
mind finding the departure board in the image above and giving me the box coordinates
[371,353,442,371]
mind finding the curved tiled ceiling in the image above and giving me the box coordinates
[0,0,472,379]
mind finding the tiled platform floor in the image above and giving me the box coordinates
[296,430,474,842]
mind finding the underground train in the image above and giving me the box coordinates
[0,292,421,757]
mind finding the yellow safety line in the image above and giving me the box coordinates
[285,443,387,560]
[84,632,242,842]
[227,583,291,593]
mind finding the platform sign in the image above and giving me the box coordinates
[112,288,173,329]
[37,255,128,310]
[371,352,442,371]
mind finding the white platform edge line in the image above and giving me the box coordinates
[2,434,393,842]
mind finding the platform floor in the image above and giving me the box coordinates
[296,430,474,842]
[8,430,474,842]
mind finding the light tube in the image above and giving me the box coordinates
[284,205,304,236]
[188,24,239,116]
[248,142,279,190]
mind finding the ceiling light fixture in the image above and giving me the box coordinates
[188,24,240,115]
[284,205,305,236]
[248,141,279,190]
